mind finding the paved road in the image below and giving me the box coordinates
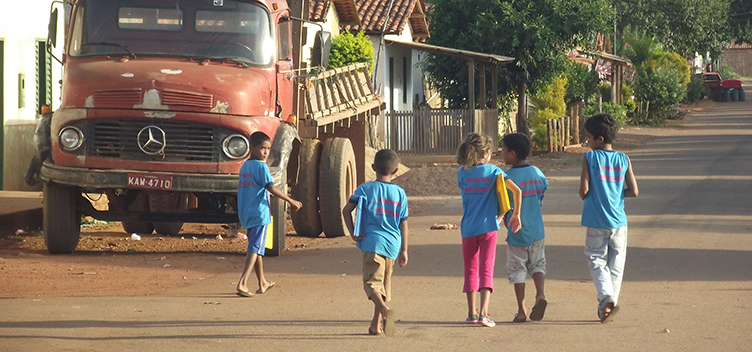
[2,100,752,351]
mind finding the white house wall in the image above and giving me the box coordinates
[372,26,418,112]
[1,0,64,190]
[0,0,63,124]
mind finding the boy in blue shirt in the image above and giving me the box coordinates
[501,133,549,323]
[236,132,302,297]
[343,149,409,337]
[579,114,639,323]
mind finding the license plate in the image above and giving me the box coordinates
[127,173,173,190]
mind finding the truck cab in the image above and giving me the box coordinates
[41,0,301,254]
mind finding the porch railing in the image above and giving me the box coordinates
[386,109,498,156]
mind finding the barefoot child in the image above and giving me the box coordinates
[579,114,639,323]
[343,149,409,337]
[236,132,302,297]
[456,133,522,327]
[501,133,549,323]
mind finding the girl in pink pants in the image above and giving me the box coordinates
[456,133,522,328]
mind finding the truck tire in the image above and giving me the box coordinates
[740,89,746,101]
[266,175,287,257]
[291,139,323,237]
[149,193,186,236]
[119,192,154,235]
[319,138,356,238]
[43,182,81,254]
[731,89,739,102]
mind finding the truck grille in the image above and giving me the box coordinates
[87,119,220,162]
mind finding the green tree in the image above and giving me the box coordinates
[615,0,730,58]
[423,0,613,136]
[328,30,375,74]
[729,0,752,44]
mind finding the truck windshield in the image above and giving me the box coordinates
[68,0,274,66]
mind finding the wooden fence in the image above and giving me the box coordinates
[386,109,498,156]
[546,103,584,152]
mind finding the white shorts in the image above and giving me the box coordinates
[506,239,546,284]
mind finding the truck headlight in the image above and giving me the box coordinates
[59,127,84,151]
[222,134,249,159]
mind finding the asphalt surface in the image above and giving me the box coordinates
[2,99,752,351]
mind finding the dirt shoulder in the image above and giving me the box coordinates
[0,101,706,298]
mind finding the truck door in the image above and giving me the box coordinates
[275,16,294,119]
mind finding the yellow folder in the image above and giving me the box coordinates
[265,216,274,249]
[495,175,512,217]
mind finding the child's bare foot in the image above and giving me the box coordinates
[256,281,276,294]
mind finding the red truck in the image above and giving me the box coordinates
[701,72,746,102]
[40,0,382,255]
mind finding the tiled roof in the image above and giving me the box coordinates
[310,0,360,26]
[729,40,752,49]
[342,0,429,41]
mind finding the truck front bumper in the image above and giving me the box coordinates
[40,160,239,193]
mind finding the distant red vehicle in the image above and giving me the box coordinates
[701,72,746,101]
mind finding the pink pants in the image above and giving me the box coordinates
[462,231,497,293]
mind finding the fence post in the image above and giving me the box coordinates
[547,119,553,153]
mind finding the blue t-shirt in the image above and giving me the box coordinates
[581,149,629,229]
[457,164,503,238]
[505,164,548,247]
[349,181,409,260]
[238,159,274,229]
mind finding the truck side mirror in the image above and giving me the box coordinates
[48,8,58,49]
[311,31,331,68]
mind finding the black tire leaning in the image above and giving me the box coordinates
[119,192,154,234]
[291,139,323,237]
[149,193,186,236]
[319,138,356,238]
[43,182,81,254]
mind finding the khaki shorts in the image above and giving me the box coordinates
[362,252,394,302]
[506,239,546,284]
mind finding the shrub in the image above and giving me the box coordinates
[328,30,375,74]
[597,81,612,102]
[685,74,710,103]
[564,60,598,104]
[718,62,740,79]
[622,84,636,112]
[583,102,628,127]
[632,65,686,121]
[530,75,567,129]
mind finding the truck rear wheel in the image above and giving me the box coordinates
[119,192,154,234]
[43,182,81,254]
[291,139,323,237]
[149,193,187,236]
[319,138,356,238]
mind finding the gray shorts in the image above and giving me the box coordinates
[506,239,546,284]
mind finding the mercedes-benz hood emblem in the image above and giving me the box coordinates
[137,125,166,155]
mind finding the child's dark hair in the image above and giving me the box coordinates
[457,133,492,168]
[373,149,400,176]
[501,133,530,161]
[249,131,271,147]
[584,113,618,144]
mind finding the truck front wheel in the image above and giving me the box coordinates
[291,139,323,237]
[43,182,81,254]
[319,138,356,238]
